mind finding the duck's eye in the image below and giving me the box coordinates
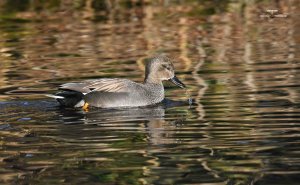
[162,64,171,70]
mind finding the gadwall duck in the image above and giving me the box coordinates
[48,55,185,109]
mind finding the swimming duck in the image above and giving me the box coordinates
[48,55,185,109]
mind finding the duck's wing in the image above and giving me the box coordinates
[59,78,137,94]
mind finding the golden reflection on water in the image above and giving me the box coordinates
[0,0,300,185]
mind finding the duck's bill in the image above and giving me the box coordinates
[169,76,186,88]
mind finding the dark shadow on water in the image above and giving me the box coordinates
[0,97,195,125]
[56,98,193,125]
[0,98,199,147]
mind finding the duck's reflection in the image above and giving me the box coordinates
[58,98,197,145]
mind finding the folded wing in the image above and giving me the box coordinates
[59,78,136,94]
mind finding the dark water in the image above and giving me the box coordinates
[0,1,300,184]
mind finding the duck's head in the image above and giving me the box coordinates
[144,55,186,88]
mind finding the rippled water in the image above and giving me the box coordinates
[0,1,300,185]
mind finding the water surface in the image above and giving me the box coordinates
[0,1,300,184]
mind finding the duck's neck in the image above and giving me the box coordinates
[144,75,163,85]
[144,76,165,104]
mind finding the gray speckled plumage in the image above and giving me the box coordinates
[50,55,185,108]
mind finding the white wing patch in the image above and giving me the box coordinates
[45,94,64,99]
